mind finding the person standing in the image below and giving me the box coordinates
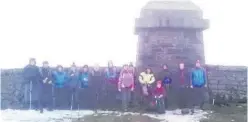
[104,61,118,106]
[23,58,41,110]
[52,65,68,109]
[176,62,190,114]
[90,64,104,110]
[39,61,53,113]
[138,68,155,108]
[157,64,172,90]
[190,60,207,113]
[118,64,135,111]
[157,64,172,109]
[105,61,118,85]
[78,65,90,109]
[67,63,80,110]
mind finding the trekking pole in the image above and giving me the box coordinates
[70,90,74,110]
[52,85,55,110]
[29,81,32,110]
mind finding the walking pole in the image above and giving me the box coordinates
[52,85,55,110]
[70,90,74,110]
[29,81,32,110]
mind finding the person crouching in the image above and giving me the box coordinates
[153,80,166,114]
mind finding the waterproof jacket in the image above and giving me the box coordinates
[52,71,68,88]
[191,67,207,87]
[153,87,165,97]
[139,72,155,85]
[157,69,172,85]
[68,70,80,89]
[40,67,52,83]
[79,71,90,88]
[118,69,134,89]
[23,64,41,83]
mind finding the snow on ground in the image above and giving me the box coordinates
[0,109,208,122]
[0,109,94,122]
[144,109,208,122]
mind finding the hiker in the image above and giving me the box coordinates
[78,65,90,109]
[105,61,118,85]
[157,64,172,90]
[90,64,104,109]
[118,64,135,111]
[67,63,80,110]
[128,62,137,105]
[23,58,41,110]
[177,62,190,114]
[128,62,136,76]
[39,61,53,113]
[104,61,119,105]
[153,80,166,114]
[157,64,171,109]
[190,60,207,113]
[138,68,155,108]
[52,65,69,109]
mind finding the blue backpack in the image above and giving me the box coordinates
[163,77,172,85]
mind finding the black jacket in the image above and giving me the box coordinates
[67,70,80,89]
[40,67,52,83]
[23,64,41,83]
[90,69,104,88]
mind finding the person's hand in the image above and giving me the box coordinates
[131,87,134,91]
[204,84,207,88]
[48,81,52,84]
[118,88,121,92]
[190,85,193,88]
[71,74,74,76]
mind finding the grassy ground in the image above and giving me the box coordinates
[72,113,161,122]
[71,103,247,122]
[200,103,247,122]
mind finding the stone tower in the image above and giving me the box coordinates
[135,0,209,73]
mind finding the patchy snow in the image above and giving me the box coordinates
[0,109,208,122]
[0,109,94,122]
[96,109,208,122]
[144,109,208,122]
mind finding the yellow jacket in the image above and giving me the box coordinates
[139,72,155,85]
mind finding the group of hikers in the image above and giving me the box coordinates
[23,58,207,114]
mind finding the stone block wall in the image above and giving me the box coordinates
[1,65,247,109]
[206,65,247,102]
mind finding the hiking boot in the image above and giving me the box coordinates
[190,109,194,115]
[40,108,44,113]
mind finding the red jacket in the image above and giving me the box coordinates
[153,87,165,96]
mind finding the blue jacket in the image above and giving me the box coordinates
[79,72,90,88]
[191,68,206,87]
[52,71,68,88]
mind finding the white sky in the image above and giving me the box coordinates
[0,0,247,68]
